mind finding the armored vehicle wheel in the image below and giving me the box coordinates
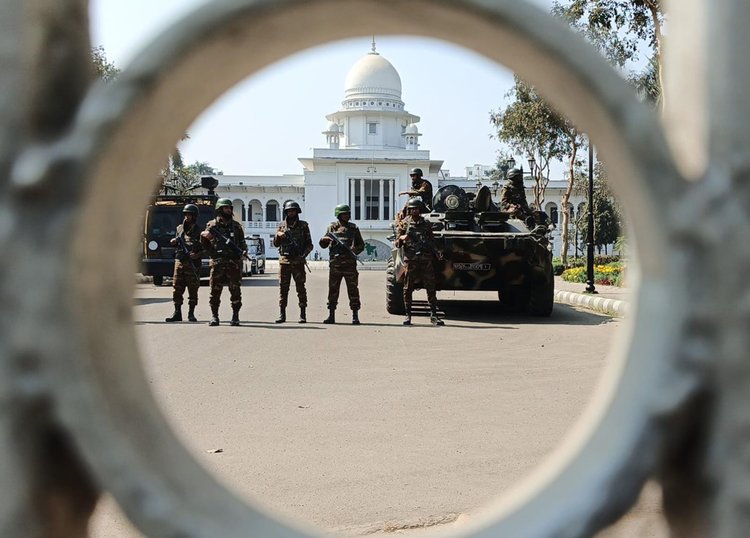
[153,275,164,286]
[386,256,405,315]
[527,266,554,317]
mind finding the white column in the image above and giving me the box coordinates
[390,179,396,220]
[261,202,266,225]
[359,178,365,220]
[349,179,355,219]
[378,179,384,221]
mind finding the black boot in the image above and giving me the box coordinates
[230,306,240,326]
[430,307,444,326]
[351,310,360,325]
[299,307,307,324]
[209,306,220,326]
[187,305,197,322]
[165,306,182,322]
[403,313,412,326]
[275,308,286,324]
[323,309,336,324]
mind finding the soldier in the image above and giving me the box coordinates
[200,198,247,327]
[500,168,533,221]
[397,167,433,219]
[319,204,365,325]
[395,197,445,326]
[273,201,313,323]
[165,204,203,323]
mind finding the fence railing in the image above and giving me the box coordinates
[0,1,746,537]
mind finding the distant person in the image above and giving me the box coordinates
[397,168,433,220]
[319,204,365,325]
[500,168,533,221]
[273,201,313,323]
[200,198,247,327]
[165,204,203,323]
[395,197,444,326]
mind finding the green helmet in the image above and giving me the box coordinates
[215,198,233,211]
[334,203,351,217]
[507,168,523,182]
[182,203,199,215]
[283,200,302,214]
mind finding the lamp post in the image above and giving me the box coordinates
[585,141,597,294]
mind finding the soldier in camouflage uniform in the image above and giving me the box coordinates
[165,204,203,323]
[500,168,533,221]
[395,197,445,326]
[319,203,365,325]
[200,198,247,327]
[397,167,433,220]
[273,201,313,324]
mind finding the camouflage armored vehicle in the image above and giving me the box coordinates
[386,184,555,316]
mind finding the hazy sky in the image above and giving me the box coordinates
[90,0,559,177]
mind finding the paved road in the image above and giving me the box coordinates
[90,270,660,536]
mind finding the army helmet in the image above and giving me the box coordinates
[182,203,199,215]
[283,200,302,214]
[406,197,426,212]
[215,198,233,211]
[334,203,351,217]
[409,167,424,177]
[506,168,523,182]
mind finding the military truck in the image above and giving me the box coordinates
[141,177,219,286]
[386,184,555,316]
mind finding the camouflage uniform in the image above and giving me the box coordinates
[172,221,202,308]
[320,220,365,311]
[273,219,313,311]
[398,178,434,220]
[500,179,532,221]
[395,215,440,317]
[201,217,246,311]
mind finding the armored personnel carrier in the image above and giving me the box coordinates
[386,185,555,316]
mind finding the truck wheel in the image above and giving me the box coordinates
[386,256,405,315]
[527,265,554,317]
[153,275,164,286]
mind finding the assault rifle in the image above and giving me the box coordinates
[279,227,311,273]
[405,224,443,260]
[208,224,249,261]
[326,232,364,265]
[175,230,201,280]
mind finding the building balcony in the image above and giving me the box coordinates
[244,221,281,231]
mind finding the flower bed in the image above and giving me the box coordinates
[561,262,625,287]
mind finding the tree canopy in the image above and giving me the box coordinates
[91,46,120,82]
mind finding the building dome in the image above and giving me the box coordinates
[344,52,402,99]
[405,123,419,134]
[326,122,339,133]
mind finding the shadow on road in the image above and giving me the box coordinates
[241,277,279,287]
[133,297,172,306]
[436,299,615,327]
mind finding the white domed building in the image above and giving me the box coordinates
[211,43,442,260]
[299,44,443,260]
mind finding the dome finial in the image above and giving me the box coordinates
[371,36,377,54]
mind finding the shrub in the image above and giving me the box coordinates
[561,262,626,287]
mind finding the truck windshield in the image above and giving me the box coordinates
[147,206,214,237]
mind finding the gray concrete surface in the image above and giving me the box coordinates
[93,270,657,536]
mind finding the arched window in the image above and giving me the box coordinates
[232,199,245,221]
[266,200,279,222]
[545,202,558,225]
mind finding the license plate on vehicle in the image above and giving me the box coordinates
[453,262,491,271]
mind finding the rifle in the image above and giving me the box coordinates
[326,232,364,265]
[175,229,201,281]
[279,225,311,273]
[208,224,249,262]
[405,223,443,260]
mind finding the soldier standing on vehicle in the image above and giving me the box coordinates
[500,168,533,221]
[319,204,365,325]
[165,204,203,323]
[397,167,433,220]
[273,201,313,324]
[200,198,247,327]
[395,197,444,326]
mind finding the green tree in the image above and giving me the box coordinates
[490,76,585,264]
[91,45,119,82]
[160,149,199,195]
[552,0,665,109]
[575,161,622,253]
